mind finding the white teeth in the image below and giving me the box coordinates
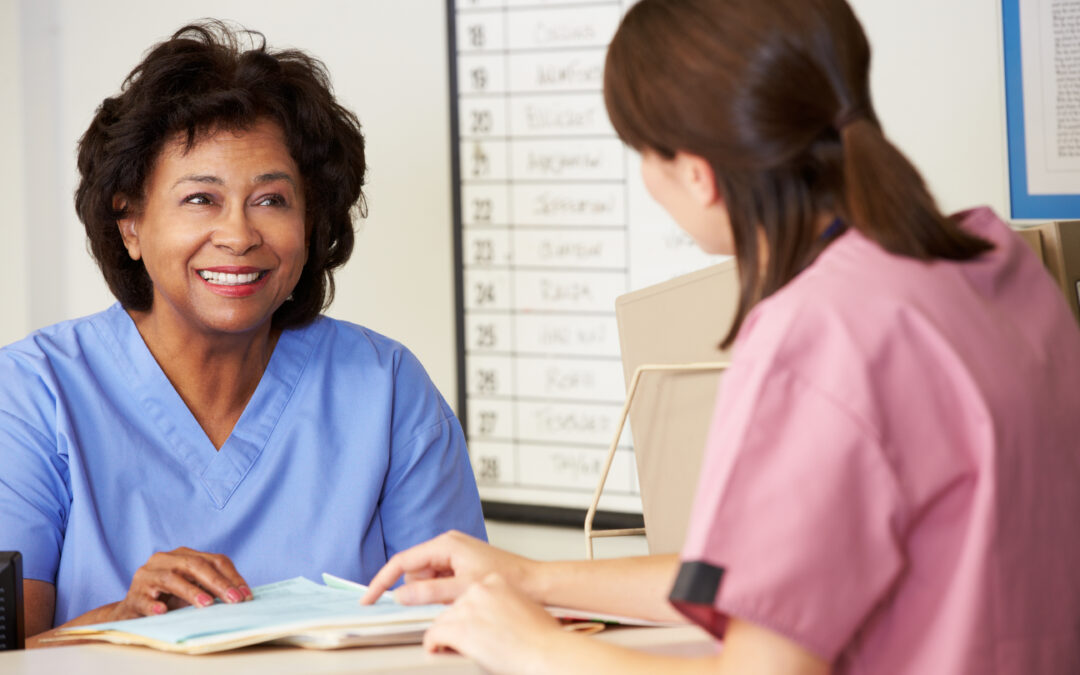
[198,270,261,285]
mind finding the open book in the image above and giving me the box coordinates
[48,573,675,654]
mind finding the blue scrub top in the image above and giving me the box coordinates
[0,304,486,625]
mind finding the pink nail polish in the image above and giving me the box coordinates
[240,586,253,599]
[152,603,166,615]
[226,589,242,603]
[196,593,213,607]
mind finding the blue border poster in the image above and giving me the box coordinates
[1002,0,1080,219]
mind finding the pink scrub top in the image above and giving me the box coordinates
[671,208,1080,674]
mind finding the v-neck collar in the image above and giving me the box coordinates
[93,304,322,509]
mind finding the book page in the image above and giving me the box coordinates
[1021,0,1080,194]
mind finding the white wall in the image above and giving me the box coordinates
[2,0,1009,416]
[0,0,28,347]
[851,0,1009,216]
[7,0,460,401]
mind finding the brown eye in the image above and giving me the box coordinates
[184,193,213,206]
[255,194,286,207]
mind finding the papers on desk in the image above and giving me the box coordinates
[48,575,444,654]
[49,573,678,654]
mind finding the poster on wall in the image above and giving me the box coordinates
[1003,0,1080,219]
[447,0,722,526]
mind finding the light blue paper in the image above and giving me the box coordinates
[72,577,441,644]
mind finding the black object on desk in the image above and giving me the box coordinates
[0,552,24,650]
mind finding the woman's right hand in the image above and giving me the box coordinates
[108,547,253,619]
[360,531,539,606]
[25,547,251,647]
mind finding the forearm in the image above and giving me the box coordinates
[527,554,685,623]
[533,628,720,675]
[27,601,121,649]
[528,618,830,675]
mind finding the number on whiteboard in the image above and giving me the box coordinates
[477,410,497,435]
[471,143,490,177]
[472,238,494,264]
[472,198,493,223]
[468,25,486,49]
[470,67,488,91]
[475,368,497,394]
[475,323,497,348]
[477,456,500,481]
[474,281,496,306]
[471,109,493,134]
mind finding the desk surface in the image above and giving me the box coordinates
[0,625,715,673]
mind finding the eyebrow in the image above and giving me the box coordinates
[173,174,223,188]
[172,172,297,189]
[253,172,296,187]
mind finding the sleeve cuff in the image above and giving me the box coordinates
[668,560,728,639]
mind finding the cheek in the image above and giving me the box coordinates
[640,163,662,204]
[139,229,202,270]
[275,227,309,271]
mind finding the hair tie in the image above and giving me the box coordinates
[833,107,863,132]
[820,217,846,240]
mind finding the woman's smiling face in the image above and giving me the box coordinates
[118,119,308,338]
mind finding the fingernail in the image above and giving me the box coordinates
[239,586,253,599]
[151,603,166,615]
[226,589,242,603]
[196,593,213,607]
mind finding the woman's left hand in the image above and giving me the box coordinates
[422,572,564,674]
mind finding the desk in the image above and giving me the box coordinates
[0,625,714,673]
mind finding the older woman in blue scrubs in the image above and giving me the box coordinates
[0,22,486,647]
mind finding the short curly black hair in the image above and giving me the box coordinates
[75,20,366,329]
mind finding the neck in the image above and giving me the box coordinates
[755,211,844,285]
[128,307,279,450]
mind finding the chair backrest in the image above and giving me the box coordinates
[614,261,740,554]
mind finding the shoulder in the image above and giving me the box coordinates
[304,318,457,443]
[737,209,1016,364]
[0,306,122,441]
[301,316,430,379]
[728,206,1068,431]
[733,234,889,375]
[296,317,447,417]
[1,307,111,359]
[0,307,119,393]
[728,226,955,426]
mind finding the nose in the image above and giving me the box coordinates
[211,204,262,255]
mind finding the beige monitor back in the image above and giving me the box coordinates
[1015,220,1080,324]
[614,261,740,555]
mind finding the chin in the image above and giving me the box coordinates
[197,310,276,336]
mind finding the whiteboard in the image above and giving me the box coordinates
[449,0,722,524]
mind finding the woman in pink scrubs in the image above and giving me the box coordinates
[361,0,1080,672]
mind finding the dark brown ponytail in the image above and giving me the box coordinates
[840,117,992,261]
[604,0,992,349]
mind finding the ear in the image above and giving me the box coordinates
[675,152,720,208]
[113,195,142,261]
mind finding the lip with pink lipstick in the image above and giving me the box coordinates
[195,266,271,297]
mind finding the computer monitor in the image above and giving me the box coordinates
[0,552,24,650]
[614,261,739,555]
